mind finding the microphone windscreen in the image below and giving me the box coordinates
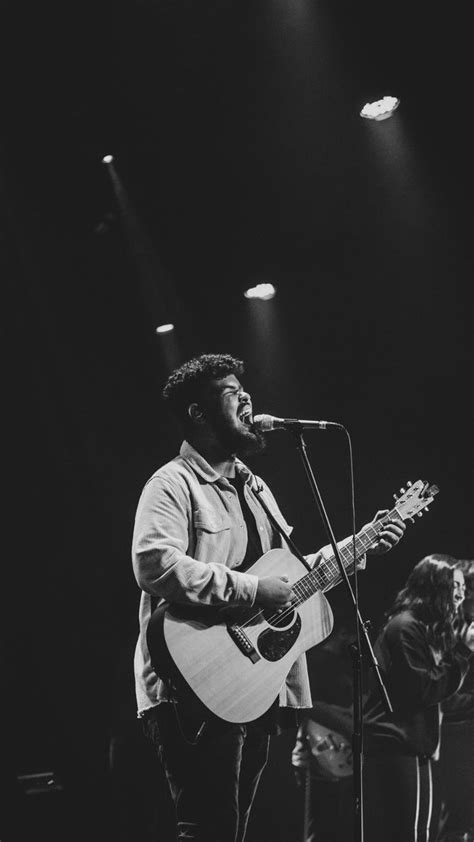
[253,414,275,431]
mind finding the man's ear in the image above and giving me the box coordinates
[188,403,206,425]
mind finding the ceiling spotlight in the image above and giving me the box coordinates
[102,154,114,164]
[244,283,276,301]
[155,323,174,334]
[360,96,400,121]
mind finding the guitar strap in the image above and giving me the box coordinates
[251,484,312,573]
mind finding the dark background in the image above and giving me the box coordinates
[2,1,472,840]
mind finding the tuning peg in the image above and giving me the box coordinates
[393,493,398,501]
[407,480,412,487]
[399,487,406,495]
[417,512,423,517]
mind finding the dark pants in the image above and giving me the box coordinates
[363,755,439,842]
[304,773,353,842]
[438,720,474,839]
[143,703,270,842]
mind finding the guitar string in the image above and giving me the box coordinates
[257,496,421,628]
[237,518,389,631]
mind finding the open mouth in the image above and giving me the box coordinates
[238,408,253,426]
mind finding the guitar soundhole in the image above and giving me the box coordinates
[258,613,302,661]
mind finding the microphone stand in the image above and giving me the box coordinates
[288,427,393,842]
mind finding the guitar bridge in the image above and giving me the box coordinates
[227,624,261,663]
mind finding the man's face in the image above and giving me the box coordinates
[200,374,265,457]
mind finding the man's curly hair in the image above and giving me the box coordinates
[162,353,244,427]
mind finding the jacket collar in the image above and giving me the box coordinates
[180,440,254,486]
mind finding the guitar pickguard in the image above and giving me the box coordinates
[257,612,302,661]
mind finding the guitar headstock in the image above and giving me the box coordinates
[393,479,439,522]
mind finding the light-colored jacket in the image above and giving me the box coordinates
[132,441,363,715]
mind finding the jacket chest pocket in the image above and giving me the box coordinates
[192,508,233,563]
[193,509,232,534]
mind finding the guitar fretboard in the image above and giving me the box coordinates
[290,508,398,606]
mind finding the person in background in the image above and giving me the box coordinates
[362,554,474,842]
[437,561,474,842]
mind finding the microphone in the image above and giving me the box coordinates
[253,414,344,432]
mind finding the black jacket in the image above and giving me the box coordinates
[363,610,471,758]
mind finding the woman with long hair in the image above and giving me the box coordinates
[363,554,474,842]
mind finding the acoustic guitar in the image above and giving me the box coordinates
[147,480,438,723]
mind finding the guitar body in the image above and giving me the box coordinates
[147,548,333,723]
[305,719,353,779]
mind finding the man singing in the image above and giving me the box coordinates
[132,352,405,842]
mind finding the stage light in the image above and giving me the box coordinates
[360,96,400,121]
[244,283,276,301]
[155,323,174,334]
[102,154,114,164]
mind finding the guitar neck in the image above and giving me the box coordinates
[293,507,399,604]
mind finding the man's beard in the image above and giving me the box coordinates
[212,416,266,459]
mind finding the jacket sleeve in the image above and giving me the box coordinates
[442,688,474,721]
[385,615,471,710]
[132,475,258,606]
